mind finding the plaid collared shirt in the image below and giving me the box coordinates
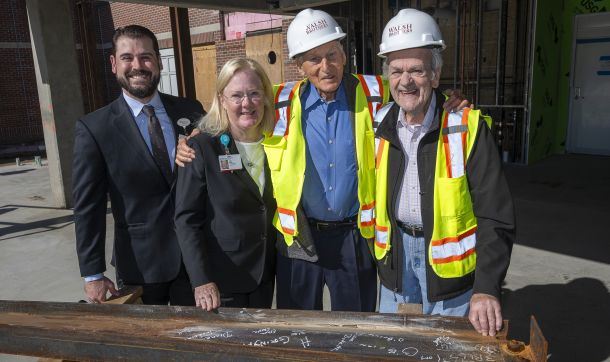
[395,96,436,226]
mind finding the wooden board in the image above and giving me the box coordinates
[245,32,284,85]
[0,300,543,361]
[193,44,217,112]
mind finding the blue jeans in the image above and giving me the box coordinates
[378,230,472,316]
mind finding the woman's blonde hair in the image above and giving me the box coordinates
[198,58,275,137]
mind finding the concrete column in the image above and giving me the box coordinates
[26,0,84,208]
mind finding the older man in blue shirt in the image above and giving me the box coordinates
[279,54,378,310]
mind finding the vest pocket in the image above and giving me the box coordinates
[436,175,474,229]
[263,137,286,171]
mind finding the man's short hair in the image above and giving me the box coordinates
[430,48,443,73]
[112,25,160,57]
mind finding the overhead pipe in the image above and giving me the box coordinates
[511,0,530,163]
[460,2,467,88]
[475,0,483,106]
[360,0,367,74]
[345,0,351,73]
[495,0,508,106]
[453,0,460,89]
[492,0,508,152]
[523,0,537,164]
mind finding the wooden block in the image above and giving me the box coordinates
[104,285,143,305]
[397,302,423,315]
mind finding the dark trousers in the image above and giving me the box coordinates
[276,226,377,312]
[220,279,275,309]
[136,263,195,306]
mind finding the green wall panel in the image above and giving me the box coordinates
[529,0,610,163]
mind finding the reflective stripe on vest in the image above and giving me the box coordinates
[356,74,385,126]
[430,226,477,264]
[277,207,296,235]
[360,201,375,227]
[442,109,470,178]
[272,81,300,137]
[355,74,387,235]
[372,102,394,260]
[374,103,394,155]
[374,137,390,259]
[375,225,389,250]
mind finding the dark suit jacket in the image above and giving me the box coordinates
[174,132,276,294]
[73,92,204,285]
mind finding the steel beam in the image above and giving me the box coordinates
[278,0,349,11]
[0,300,546,361]
[116,0,274,12]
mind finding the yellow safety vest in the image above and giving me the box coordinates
[263,74,389,246]
[374,103,491,278]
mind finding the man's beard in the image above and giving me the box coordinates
[117,69,160,99]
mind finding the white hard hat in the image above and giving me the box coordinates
[287,8,346,59]
[378,8,445,57]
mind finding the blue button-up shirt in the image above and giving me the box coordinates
[301,82,359,221]
[123,91,176,171]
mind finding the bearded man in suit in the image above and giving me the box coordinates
[73,25,204,305]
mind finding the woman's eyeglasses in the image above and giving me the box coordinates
[222,90,263,104]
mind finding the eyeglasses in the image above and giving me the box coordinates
[222,90,263,105]
[388,68,431,80]
[302,47,342,65]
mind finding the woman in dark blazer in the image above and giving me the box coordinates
[174,58,276,310]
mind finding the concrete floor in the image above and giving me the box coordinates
[0,154,609,361]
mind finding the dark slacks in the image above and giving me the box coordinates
[276,226,377,312]
[135,263,195,306]
[220,279,275,309]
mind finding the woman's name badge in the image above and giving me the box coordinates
[219,154,243,172]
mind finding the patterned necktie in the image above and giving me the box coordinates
[142,105,172,183]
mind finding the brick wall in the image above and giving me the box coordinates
[281,17,301,82]
[214,38,247,73]
[0,0,42,146]
[108,4,219,48]
[109,2,170,35]
[189,9,219,27]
